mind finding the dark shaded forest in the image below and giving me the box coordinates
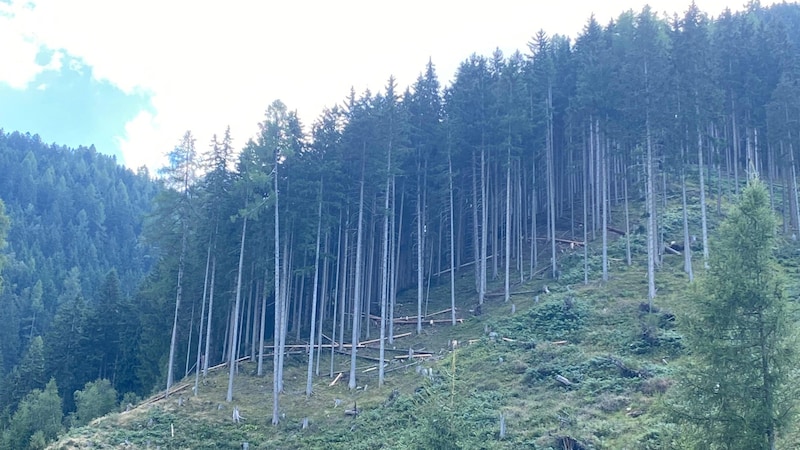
[3,2,800,448]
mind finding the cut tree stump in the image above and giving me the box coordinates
[555,374,573,386]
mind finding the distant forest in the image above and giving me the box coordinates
[2,0,800,443]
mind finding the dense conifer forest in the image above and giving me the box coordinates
[3,2,800,448]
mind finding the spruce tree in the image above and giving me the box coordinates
[669,178,796,450]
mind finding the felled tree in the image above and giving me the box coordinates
[669,178,797,450]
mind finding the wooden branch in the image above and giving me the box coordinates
[329,372,343,386]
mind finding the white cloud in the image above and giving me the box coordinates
[1,0,777,172]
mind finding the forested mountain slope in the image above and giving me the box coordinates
[0,131,160,426]
[6,1,800,449]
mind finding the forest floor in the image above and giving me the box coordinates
[49,184,800,449]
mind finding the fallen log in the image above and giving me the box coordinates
[334,349,389,363]
[485,289,540,298]
[329,372,343,386]
[394,353,434,360]
[664,244,681,255]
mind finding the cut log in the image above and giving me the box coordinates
[555,374,573,386]
[607,226,627,236]
[664,244,681,255]
[334,349,389,363]
[551,340,568,345]
[393,353,434,360]
[329,372,343,386]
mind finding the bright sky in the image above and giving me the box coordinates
[0,0,775,173]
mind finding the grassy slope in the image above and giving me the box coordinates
[50,178,800,450]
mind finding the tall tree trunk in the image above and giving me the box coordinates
[697,110,709,268]
[623,162,632,266]
[448,145,457,325]
[349,170,366,390]
[505,146,512,302]
[194,239,212,394]
[203,256,216,375]
[306,183,323,397]
[227,215,247,402]
[601,130,609,283]
[379,151,392,386]
[165,219,187,398]
[480,143,488,304]
[547,88,557,279]
[271,149,282,426]
[646,108,657,308]
[257,265,268,376]
[681,169,694,282]
[416,160,425,332]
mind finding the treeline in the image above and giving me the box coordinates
[3,1,800,447]
[142,1,800,426]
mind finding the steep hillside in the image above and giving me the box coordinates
[49,180,800,449]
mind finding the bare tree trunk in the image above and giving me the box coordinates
[194,239,212,394]
[306,184,323,396]
[505,146,512,302]
[204,256,216,376]
[272,152,282,426]
[583,123,589,285]
[257,264,268,376]
[227,215,247,402]
[601,130,609,283]
[697,114,709,268]
[448,144,457,325]
[623,162,632,266]
[316,232,329,376]
[349,171,366,390]
[547,88,557,279]
[646,109,657,308]
[480,144,488,304]
[165,220,187,398]
[379,150,392,386]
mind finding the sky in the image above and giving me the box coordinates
[0,0,776,173]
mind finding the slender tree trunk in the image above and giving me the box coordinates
[227,215,247,402]
[379,152,392,386]
[204,256,216,375]
[165,220,187,398]
[623,162,632,266]
[601,132,609,282]
[194,239,212,394]
[505,146,512,302]
[448,144,457,325]
[257,264,268,376]
[330,212,343,377]
[682,170,694,282]
[547,88,557,279]
[697,113,709,268]
[306,184,323,396]
[417,161,425,332]
[480,144,488,304]
[272,151,282,426]
[646,109,657,308]
[583,124,589,285]
[349,170,366,390]
[316,232,329,376]
[185,298,196,377]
